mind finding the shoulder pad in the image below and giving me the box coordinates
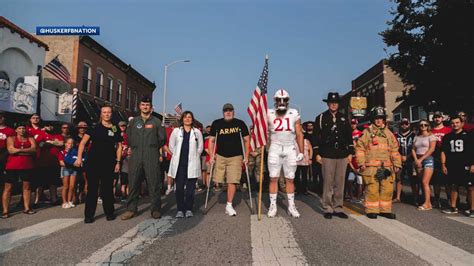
[288,108,299,114]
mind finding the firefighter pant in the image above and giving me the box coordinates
[362,169,395,214]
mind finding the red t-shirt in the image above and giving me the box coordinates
[57,149,66,162]
[204,138,210,163]
[121,132,128,158]
[432,126,452,148]
[0,127,15,150]
[5,136,35,170]
[27,126,46,142]
[351,129,363,169]
[36,133,64,167]
[164,127,173,161]
[27,126,47,160]
[463,123,474,132]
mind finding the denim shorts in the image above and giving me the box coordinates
[420,156,434,169]
[61,167,77,177]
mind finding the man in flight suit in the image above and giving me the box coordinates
[121,96,166,220]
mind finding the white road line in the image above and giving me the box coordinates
[251,215,307,265]
[79,216,176,265]
[0,218,82,253]
[446,216,474,227]
[352,215,474,266]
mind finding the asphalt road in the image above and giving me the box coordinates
[1,188,473,265]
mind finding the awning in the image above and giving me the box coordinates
[79,97,99,122]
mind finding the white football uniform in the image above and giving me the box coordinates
[267,108,300,179]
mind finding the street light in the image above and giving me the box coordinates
[162,59,191,125]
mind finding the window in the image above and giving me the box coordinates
[116,81,122,105]
[95,71,104,98]
[107,77,113,102]
[393,113,402,122]
[82,64,91,93]
[126,87,131,109]
[409,106,427,122]
[133,92,138,112]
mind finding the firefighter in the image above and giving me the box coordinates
[355,107,402,219]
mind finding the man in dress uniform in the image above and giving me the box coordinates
[121,96,166,220]
[355,107,401,219]
[312,92,353,219]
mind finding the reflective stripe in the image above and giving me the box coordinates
[379,200,392,207]
[365,201,380,208]
[366,160,392,167]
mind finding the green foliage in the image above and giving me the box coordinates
[381,0,473,114]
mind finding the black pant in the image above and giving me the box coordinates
[295,165,309,193]
[85,161,115,219]
[175,166,196,212]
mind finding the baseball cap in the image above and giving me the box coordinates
[222,103,234,111]
[401,118,410,125]
[433,111,443,117]
[351,119,358,124]
[140,95,152,103]
[118,121,127,127]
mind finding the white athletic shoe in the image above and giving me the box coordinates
[165,188,173,196]
[225,204,237,216]
[288,204,300,218]
[68,201,76,208]
[62,202,71,209]
[267,203,277,218]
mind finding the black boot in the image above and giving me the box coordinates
[366,213,378,219]
[379,213,396,219]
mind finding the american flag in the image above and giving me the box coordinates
[247,56,269,149]
[174,102,183,115]
[44,56,71,84]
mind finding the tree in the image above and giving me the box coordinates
[381,0,473,115]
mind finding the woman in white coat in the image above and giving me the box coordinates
[168,111,203,218]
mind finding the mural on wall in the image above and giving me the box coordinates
[0,71,10,101]
[12,76,38,114]
[0,71,38,114]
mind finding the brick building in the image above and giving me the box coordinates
[337,60,415,126]
[36,35,156,124]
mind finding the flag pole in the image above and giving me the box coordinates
[258,145,265,221]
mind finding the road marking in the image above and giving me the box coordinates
[79,216,176,265]
[0,218,82,253]
[352,214,474,265]
[251,215,307,265]
[446,216,474,227]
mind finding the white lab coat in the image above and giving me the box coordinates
[168,127,203,179]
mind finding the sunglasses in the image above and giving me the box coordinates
[401,122,409,126]
[223,109,234,112]
[120,125,127,128]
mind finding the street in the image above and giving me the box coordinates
[1,189,473,265]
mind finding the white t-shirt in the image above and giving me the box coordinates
[413,134,437,155]
[267,108,300,145]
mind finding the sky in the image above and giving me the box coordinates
[3,0,395,126]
